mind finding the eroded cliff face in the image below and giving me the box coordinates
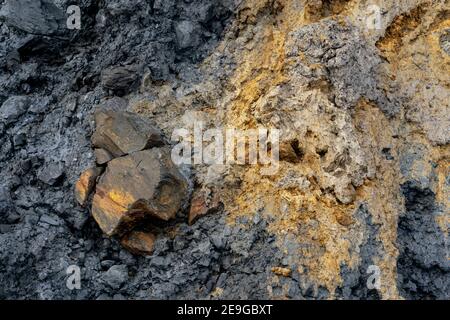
[0,0,448,299]
[132,0,449,299]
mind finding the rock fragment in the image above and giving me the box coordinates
[0,0,65,35]
[78,110,190,254]
[101,66,137,94]
[277,170,311,190]
[92,110,165,158]
[37,161,64,186]
[0,96,29,125]
[94,148,113,165]
[74,167,103,206]
[121,231,156,256]
[92,147,188,236]
[5,50,20,70]
[271,267,292,277]
[39,214,60,226]
[102,265,128,290]
[188,190,222,225]
[334,209,354,227]
[12,133,27,147]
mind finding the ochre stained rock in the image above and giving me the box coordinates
[74,167,103,207]
[188,190,223,225]
[271,267,292,277]
[121,231,156,256]
[91,147,188,236]
[92,110,165,158]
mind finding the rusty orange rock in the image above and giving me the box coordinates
[74,167,103,207]
[91,147,188,236]
[121,231,156,256]
[188,190,222,225]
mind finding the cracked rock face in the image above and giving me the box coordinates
[0,0,448,300]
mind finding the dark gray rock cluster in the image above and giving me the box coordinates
[397,182,449,299]
[0,0,66,36]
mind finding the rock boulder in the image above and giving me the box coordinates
[91,147,188,236]
[92,110,165,158]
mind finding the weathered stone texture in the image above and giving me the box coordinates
[92,148,188,236]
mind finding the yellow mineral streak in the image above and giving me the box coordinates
[220,0,364,296]
[216,0,448,298]
[91,191,128,235]
[108,189,136,208]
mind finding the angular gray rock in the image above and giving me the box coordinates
[102,265,128,289]
[0,0,65,35]
[92,110,165,158]
[0,96,29,125]
[101,66,138,93]
[37,161,65,186]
